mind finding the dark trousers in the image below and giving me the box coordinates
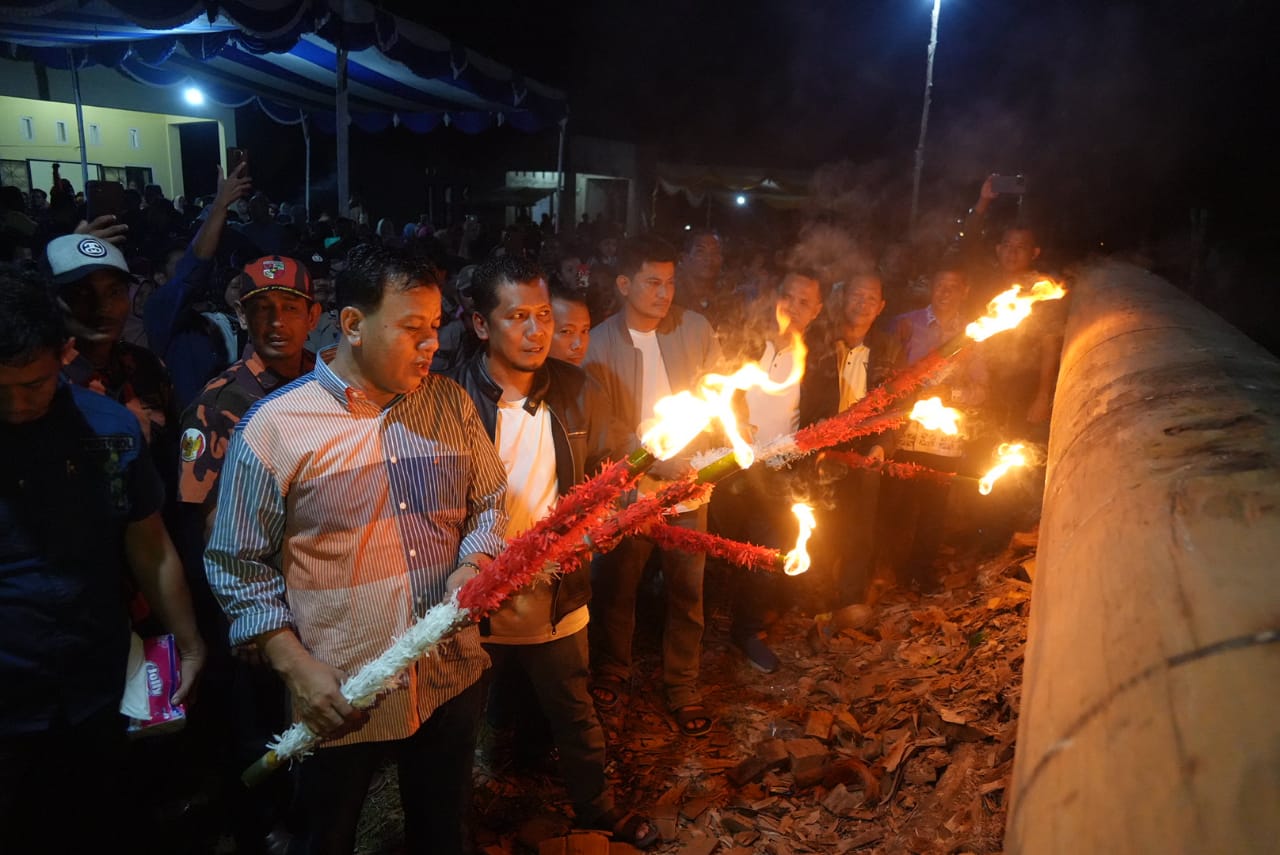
[709,468,797,638]
[822,465,883,607]
[286,676,487,855]
[878,451,960,586]
[484,630,612,822]
[0,704,129,855]
[590,505,707,710]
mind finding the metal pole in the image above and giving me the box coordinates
[554,117,568,233]
[68,50,89,193]
[336,48,350,219]
[909,0,941,231]
[302,113,312,223]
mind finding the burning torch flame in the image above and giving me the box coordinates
[782,502,817,576]
[640,332,806,468]
[978,443,1029,495]
[965,279,1067,342]
[909,397,962,435]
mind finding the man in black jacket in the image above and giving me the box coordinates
[447,256,655,848]
[797,273,902,608]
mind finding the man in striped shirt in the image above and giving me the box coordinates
[206,244,508,854]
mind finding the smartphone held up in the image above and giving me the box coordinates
[989,173,1027,196]
[226,147,248,175]
[86,180,126,221]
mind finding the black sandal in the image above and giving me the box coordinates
[585,808,659,849]
[589,676,624,710]
[674,703,713,737]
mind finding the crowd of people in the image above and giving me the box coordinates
[0,164,1064,854]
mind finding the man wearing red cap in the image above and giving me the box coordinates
[176,254,319,851]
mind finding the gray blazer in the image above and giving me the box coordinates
[582,304,725,455]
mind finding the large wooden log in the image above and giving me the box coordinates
[1006,262,1280,854]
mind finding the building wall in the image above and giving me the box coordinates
[0,59,236,198]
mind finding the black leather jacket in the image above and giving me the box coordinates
[797,324,904,453]
[447,353,618,629]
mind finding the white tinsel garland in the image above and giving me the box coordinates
[267,596,471,762]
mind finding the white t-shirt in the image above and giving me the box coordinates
[744,340,801,444]
[489,397,589,643]
[495,397,559,537]
[630,328,671,436]
[838,343,871,412]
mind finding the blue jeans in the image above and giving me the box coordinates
[286,675,487,855]
[590,505,707,710]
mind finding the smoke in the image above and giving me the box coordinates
[783,220,874,288]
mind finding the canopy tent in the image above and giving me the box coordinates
[0,0,569,214]
[656,163,813,211]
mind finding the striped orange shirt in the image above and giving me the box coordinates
[205,351,508,745]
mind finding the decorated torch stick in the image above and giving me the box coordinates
[242,446,673,785]
[756,279,1066,469]
[643,502,818,576]
[241,341,783,786]
[243,286,1061,784]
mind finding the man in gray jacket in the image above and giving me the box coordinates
[582,235,724,737]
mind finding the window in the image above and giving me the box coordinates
[19,116,34,141]
[124,166,153,191]
[0,160,29,192]
[55,121,68,144]
[128,128,141,149]
[87,123,101,145]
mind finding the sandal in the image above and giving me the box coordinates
[584,808,660,850]
[589,676,624,710]
[674,703,713,737]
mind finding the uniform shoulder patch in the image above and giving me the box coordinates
[180,427,207,462]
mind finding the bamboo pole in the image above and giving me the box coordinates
[1006,261,1280,854]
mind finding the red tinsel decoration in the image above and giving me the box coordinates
[613,478,713,537]
[456,457,639,615]
[645,523,783,572]
[456,345,962,618]
[823,450,956,485]
[792,411,907,457]
[792,349,951,454]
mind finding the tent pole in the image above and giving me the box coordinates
[68,50,89,194]
[336,47,350,219]
[555,117,568,233]
[301,113,312,223]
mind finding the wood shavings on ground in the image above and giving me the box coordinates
[355,534,1036,855]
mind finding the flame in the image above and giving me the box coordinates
[782,502,817,576]
[909,396,962,435]
[965,279,1067,342]
[639,331,806,467]
[979,443,1029,495]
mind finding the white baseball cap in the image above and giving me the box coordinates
[45,234,130,286]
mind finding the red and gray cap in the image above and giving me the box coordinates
[45,234,130,285]
[239,255,315,303]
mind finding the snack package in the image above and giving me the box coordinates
[120,633,187,738]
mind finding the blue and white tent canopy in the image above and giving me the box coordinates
[0,0,567,133]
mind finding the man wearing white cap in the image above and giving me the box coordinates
[46,233,177,487]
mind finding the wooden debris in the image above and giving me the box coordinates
[357,538,1032,854]
[803,710,834,741]
[538,831,611,855]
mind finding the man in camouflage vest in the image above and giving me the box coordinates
[176,254,319,851]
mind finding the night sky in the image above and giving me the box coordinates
[374,0,1276,252]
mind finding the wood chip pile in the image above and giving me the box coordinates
[357,538,1037,855]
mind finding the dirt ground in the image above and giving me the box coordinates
[354,527,1035,855]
